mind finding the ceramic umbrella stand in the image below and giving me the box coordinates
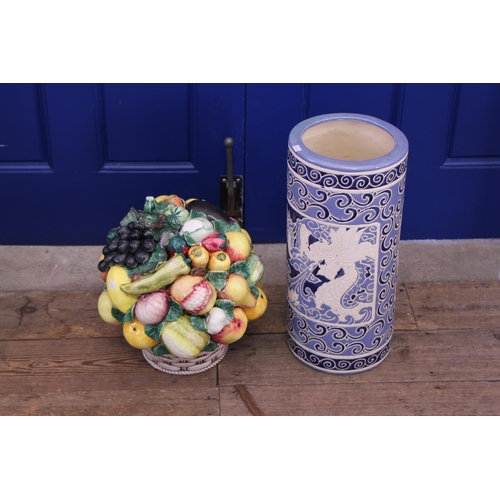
[286,113,409,374]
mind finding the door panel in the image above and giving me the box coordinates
[401,83,500,239]
[0,84,245,244]
[450,84,500,158]
[102,84,191,162]
[0,84,50,168]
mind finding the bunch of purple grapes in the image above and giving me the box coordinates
[98,222,155,273]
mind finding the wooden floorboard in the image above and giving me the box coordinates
[218,330,500,387]
[0,336,216,397]
[1,281,499,415]
[395,284,418,330]
[220,381,500,416]
[246,287,287,334]
[0,290,118,341]
[0,388,220,416]
[406,281,500,331]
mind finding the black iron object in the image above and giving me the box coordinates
[220,137,243,225]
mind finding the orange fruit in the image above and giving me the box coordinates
[123,318,160,349]
[243,288,268,321]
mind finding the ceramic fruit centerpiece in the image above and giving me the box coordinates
[97,195,267,374]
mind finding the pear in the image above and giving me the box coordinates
[218,273,257,309]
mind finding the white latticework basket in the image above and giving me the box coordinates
[142,344,229,375]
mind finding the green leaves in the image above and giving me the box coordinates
[183,232,196,247]
[206,271,227,291]
[188,210,208,220]
[123,304,135,323]
[164,298,182,322]
[166,214,182,230]
[120,207,139,227]
[190,315,207,332]
[111,304,136,323]
[227,221,241,232]
[213,220,229,233]
[151,343,170,356]
[111,307,125,323]
[203,340,218,352]
[106,228,118,243]
[144,197,170,215]
[215,299,235,321]
[228,260,250,279]
[144,322,163,341]
[249,286,260,298]
[212,219,241,233]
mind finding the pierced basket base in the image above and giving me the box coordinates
[142,344,229,375]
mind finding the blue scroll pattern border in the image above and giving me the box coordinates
[287,334,392,374]
[286,302,393,357]
[287,148,408,191]
[286,148,407,372]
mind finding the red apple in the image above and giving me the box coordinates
[225,231,251,263]
[210,307,248,344]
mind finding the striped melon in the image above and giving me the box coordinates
[161,315,210,359]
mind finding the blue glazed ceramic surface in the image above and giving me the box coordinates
[286,113,408,374]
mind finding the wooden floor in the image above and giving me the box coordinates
[1,282,499,415]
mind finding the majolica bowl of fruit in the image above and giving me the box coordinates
[97,195,267,374]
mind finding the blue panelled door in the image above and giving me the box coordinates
[0,84,245,244]
[1,83,499,244]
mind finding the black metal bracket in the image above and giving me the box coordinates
[220,175,243,225]
[220,137,243,225]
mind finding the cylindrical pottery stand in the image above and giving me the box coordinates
[286,113,409,374]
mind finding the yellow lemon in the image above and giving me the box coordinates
[106,265,137,313]
[208,250,231,271]
[188,245,209,268]
[97,290,121,325]
[243,288,268,321]
[123,318,160,349]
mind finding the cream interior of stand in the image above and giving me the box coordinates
[302,120,395,161]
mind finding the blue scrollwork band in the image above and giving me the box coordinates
[287,148,408,192]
